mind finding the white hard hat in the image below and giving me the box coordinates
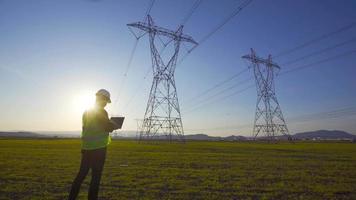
[96,89,111,103]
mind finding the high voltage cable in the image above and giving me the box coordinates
[113,0,156,109]
[183,60,252,106]
[173,0,254,108]
[198,0,252,46]
[181,0,203,25]
[125,39,140,77]
[120,19,173,112]
[185,123,251,132]
[183,68,249,104]
[144,0,155,18]
[185,76,253,108]
[280,49,356,75]
[122,66,152,115]
[177,0,253,65]
[183,83,255,114]
[289,106,356,122]
[281,37,356,66]
[115,39,139,102]
[273,21,356,58]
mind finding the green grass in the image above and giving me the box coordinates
[0,139,356,199]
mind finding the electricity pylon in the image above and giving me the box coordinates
[127,15,198,142]
[242,49,292,141]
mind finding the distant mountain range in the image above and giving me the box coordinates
[293,130,356,140]
[0,130,355,141]
[0,131,46,138]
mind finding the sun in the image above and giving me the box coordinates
[72,91,95,115]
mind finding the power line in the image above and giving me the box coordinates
[122,66,152,115]
[183,83,255,114]
[281,49,356,75]
[177,0,253,65]
[185,123,251,132]
[281,37,356,66]
[181,0,203,25]
[113,0,156,111]
[113,39,139,110]
[198,0,252,46]
[273,21,356,58]
[172,0,254,109]
[185,76,253,109]
[183,68,249,104]
[289,106,356,122]
[144,0,156,19]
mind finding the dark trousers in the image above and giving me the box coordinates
[68,147,107,200]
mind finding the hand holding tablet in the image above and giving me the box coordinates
[110,117,125,130]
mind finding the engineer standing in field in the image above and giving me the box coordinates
[68,89,119,200]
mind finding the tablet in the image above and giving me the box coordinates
[110,117,125,129]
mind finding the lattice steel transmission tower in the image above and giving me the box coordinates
[127,15,198,141]
[242,49,292,141]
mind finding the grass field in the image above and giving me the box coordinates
[0,139,355,200]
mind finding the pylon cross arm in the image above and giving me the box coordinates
[127,22,198,45]
[242,55,280,69]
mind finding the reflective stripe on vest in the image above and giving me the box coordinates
[82,133,109,142]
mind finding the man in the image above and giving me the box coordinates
[69,89,119,200]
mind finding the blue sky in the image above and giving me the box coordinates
[0,0,355,136]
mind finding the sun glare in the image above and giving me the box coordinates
[72,91,95,115]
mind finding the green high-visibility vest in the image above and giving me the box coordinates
[81,107,112,150]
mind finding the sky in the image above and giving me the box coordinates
[0,0,356,136]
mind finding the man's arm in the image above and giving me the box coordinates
[100,110,117,133]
